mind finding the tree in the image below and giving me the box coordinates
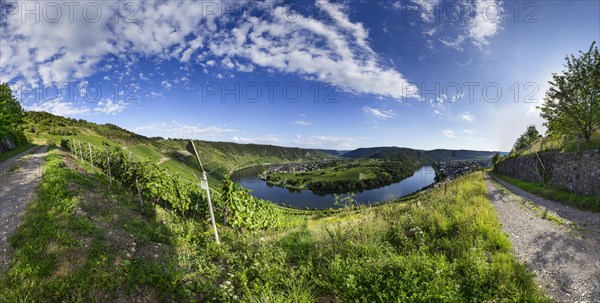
[540,41,600,142]
[513,124,542,151]
[0,83,26,149]
[492,152,500,169]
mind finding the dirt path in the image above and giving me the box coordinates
[484,173,600,302]
[0,145,48,273]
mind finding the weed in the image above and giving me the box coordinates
[1,153,549,302]
[493,172,600,213]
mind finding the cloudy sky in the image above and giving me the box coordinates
[1,0,598,151]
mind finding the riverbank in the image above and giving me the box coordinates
[261,159,420,194]
[235,165,436,209]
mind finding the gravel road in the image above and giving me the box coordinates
[485,173,600,302]
[0,145,48,274]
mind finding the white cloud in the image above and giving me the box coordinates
[231,135,281,145]
[469,0,503,47]
[395,0,502,50]
[424,28,437,37]
[94,99,127,115]
[293,120,313,126]
[460,112,475,122]
[294,135,358,149]
[161,80,172,90]
[430,94,477,123]
[440,35,466,51]
[463,129,474,134]
[25,101,90,116]
[207,1,419,99]
[362,106,396,120]
[409,0,440,23]
[135,121,237,139]
[1,0,418,101]
[442,129,456,138]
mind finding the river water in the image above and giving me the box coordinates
[232,165,436,209]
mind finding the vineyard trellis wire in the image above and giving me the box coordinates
[60,138,289,231]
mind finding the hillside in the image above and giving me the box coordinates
[24,111,332,186]
[24,112,506,187]
[344,146,504,163]
[21,111,509,194]
[0,148,547,302]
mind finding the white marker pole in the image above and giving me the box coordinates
[187,140,220,245]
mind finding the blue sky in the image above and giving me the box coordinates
[1,0,598,151]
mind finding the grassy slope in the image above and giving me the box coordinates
[508,129,600,158]
[493,172,600,213]
[159,139,331,175]
[0,150,547,302]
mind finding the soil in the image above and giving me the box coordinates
[0,145,48,273]
[485,173,600,302]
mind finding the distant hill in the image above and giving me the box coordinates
[24,111,504,185]
[24,111,332,187]
[343,146,503,164]
[316,149,350,157]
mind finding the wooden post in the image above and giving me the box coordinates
[88,143,94,173]
[131,152,143,208]
[78,141,84,164]
[72,139,77,159]
[186,140,220,245]
[106,146,111,185]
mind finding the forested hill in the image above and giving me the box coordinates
[343,146,503,163]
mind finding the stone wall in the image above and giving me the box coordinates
[0,138,16,153]
[495,150,600,196]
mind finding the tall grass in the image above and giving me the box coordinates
[1,151,548,302]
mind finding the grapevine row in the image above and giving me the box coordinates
[60,139,286,230]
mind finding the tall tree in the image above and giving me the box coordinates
[513,124,542,151]
[540,41,600,142]
[0,83,26,147]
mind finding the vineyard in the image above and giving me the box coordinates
[1,149,547,302]
[60,138,290,231]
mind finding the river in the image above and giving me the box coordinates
[232,165,436,209]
